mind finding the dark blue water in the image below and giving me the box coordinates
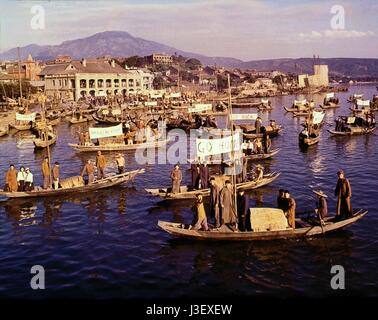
[0,84,377,298]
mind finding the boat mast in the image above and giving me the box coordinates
[17,47,23,104]
[227,74,238,223]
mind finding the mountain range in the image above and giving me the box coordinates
[1,31,378,79]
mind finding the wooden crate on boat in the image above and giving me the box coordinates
[250,208,289,232]
[60,176,85,189]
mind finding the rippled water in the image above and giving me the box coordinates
[0,84,377,298]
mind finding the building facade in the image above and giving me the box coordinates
[39,58,154,101]
[146,53,173,65]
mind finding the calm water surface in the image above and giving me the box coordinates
[0,85,377,298]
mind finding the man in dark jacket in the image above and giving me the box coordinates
[237,190,249,231]
[200,162,209,189]
[209,177,221,228]
[334,170,352,219]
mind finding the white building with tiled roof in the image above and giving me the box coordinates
[39,58,154,101]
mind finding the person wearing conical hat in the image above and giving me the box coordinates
[314,190,328,219]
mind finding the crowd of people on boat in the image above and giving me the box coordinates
[2,151,127,192]
[186,169,353,232]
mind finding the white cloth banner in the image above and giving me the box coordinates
[231,113,258,121]
[353,94,363,98]
[112,109,122,116]
[189,103,212,113]
[357,99,370,106]
[150,94,162,99]
[312,111,325,125]
[16,112,36,121]
[196,132,241,157]
[294,99,307,105]
[261,99,269,104]
[89,124,123,139]
[145,101,158,106]
[169,92,181,98]
[326,93,335,99]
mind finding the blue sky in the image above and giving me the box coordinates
[0,0,376,60]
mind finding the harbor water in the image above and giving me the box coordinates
[0,84,377,298]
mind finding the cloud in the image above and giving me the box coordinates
[299,29,375,41]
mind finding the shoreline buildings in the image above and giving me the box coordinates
[39,57,154,101]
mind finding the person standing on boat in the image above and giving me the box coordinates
[96,151,106,179]
[190,162,199,189]
[79,132,85,146]
[209,177,221,228]
[255,116,262,135]
[81,159,95,184]
[17,166,26,192]
[52,162,60,190]
[237,190,249,231]
[285,190,296,229]
[313,190,328,220]
[170,164,182,193]
[191,194,209,231]
[115,153,125,174]
[254,164,264,181]
[334,170,352,219]
[200,161,209,189]
[277,189,286,211]
[220,180,237,230]
[41,157,51,189]
[263,134,271,154]
[24,168,33,191]
[255,139,263,154]
[5,164,18,192]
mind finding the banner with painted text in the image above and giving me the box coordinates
[16,112,36,122]
[312,111,325,124]
[261,99,269,104]
[326,93,335,99]
[150,94,163,99]
[188,103,212,113]
[231,113,258,121]
[89,124,123,140]
[357,99,370,106]
[196,132,241,157]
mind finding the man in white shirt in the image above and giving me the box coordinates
[24,168,34,191]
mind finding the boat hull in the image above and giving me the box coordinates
[158,210,367,241]
[0,169,144,199]
[146,172,281,201]
[68,139,169,152]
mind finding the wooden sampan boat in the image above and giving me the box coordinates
[69,115,93,124]
[158,209,367,241]
[328,127,375,136]
[33,132,57,149]
[284,106,310,113]
[68,138,170,152]
[299,134,320,146]
[243,127,283,139]
[145,172,280,201]
[246,148,280,161]
[0,169,144,200]
[293,111,311,117]
[10,123,32,131]
[321,102,339,109]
